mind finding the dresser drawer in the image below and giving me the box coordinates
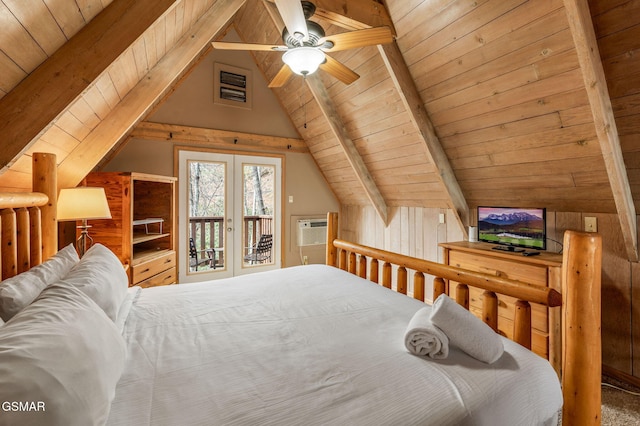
[468,286,548,333]
[137,267,176,288]
[448,251,548,286]
[470,305,549,358]
[132,251,176,284]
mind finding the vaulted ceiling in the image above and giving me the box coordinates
[0,0,638,259]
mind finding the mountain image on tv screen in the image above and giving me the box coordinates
[477,207,546,249]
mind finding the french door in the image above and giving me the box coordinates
[177,150,281,282]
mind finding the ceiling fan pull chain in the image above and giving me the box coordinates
[301,77,307,129]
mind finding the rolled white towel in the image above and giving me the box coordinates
[404,307,449,359]
[430,294,504,364]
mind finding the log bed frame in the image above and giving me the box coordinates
[325,212,602,426]
[0,155,601,426]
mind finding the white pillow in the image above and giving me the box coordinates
[58,243,128,322]
[0,282,126,426]
[0,244,79,321]
[115,286,141,334]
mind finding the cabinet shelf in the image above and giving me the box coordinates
[133,218,164,235]
[133,218,164,226]
[133,232,170,245]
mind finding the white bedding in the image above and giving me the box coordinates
[108,265,562,426]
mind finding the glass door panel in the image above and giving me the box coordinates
[188,160,226,273]
[242,163,275,267]
[178,151,234,282]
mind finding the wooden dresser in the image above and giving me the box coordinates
[439,241,563,374]
[84,172,177,288]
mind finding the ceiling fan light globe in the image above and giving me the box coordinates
[282,47,325,76]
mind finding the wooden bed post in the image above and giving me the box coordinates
[561,230,602,426]
[1,208,17,279]
[326,212,339,267]
[32,153,57,260]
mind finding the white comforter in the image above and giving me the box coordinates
[108,265,562,426]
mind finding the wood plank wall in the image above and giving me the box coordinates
[339,205,464,301]
[341,204,640,381]
[387,0,615,213]
[588,0,640,383]
[590,0,640,217]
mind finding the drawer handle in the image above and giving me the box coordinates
[165,259,172,264]
[142,268,150,273]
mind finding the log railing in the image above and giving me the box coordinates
[325,211,602,425]
[329,237,561,350]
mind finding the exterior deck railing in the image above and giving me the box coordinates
[188,215,273,269]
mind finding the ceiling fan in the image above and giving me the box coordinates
[211,0,394,88]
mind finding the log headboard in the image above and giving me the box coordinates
[325,211,603,426]
[0,153,58,280]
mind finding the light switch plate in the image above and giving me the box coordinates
[584,216,597,233]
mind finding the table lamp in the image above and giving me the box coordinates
[57,187,112,257]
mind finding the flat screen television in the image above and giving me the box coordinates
[477,206,546,250]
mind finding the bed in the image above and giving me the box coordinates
[0,154,602,426]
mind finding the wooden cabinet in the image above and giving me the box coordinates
[84,172,177,288]
[439,241,562,374]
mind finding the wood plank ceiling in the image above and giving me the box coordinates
[0,0,638,258]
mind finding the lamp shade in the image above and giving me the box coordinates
[57,187,112,221]
[282,47,325,76]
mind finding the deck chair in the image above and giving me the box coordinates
[244,234,273,264]
[189,237,214,271]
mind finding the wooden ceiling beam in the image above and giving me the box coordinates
[311,0,394,32]
[130,121,309,153]
[563,0,638,261]
[57,0,247,189]
[265,0,394,32]
[306,74,388,225]
[379,42,470,233]
[0,0,178,173]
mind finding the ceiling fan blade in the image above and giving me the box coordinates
[275,0,308,42]
[319,27,394,52]
[320,55,359,85]
[211,41,287,52]
[268,64,294,88]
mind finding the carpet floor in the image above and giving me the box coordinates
[558,376,640,425]
[600,377,640,425]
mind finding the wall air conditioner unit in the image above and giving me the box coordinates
[297,218,328,247]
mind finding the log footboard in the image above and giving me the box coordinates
[325,211,602,426]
